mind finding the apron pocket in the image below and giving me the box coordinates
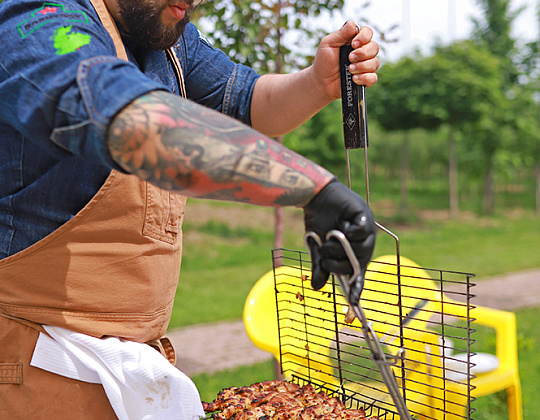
[142,182,185,245]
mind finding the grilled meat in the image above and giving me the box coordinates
[202,380,378,419]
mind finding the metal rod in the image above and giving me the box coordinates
[346,149,352,189]
[439,270,448,417]
[339,101,411,415]
[364,146,370,205]
[342,281,412,420]
[323,231,412,420]
[273,249,285,379]
[332,276,345,386]
[466,274,476,419]
[300,266,312,383]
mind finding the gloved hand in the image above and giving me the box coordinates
[303,179,376,303]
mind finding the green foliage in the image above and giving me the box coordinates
[471,0,522,84]
[367,36,540,214]
[194,0,540,214]
[365,41,508,215]
[281,102,451,187]
[520,1,540,84]
[370,52,444,131]
[171,199,540,328]
[196,0,346,73]
[513,2,540,183]
[188,220,267,241]
[369,41,505,132]
[282,101,348,178]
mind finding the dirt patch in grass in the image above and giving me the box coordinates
[183,200,305,234]
[185,201,273,229]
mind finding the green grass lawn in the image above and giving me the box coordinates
[172,200,540,328]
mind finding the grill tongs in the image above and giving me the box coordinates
[304,230,412,420]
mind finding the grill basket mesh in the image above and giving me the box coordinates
[272,248,476,420]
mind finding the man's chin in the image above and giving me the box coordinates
[140,19,189,50]
[117,0,192,51]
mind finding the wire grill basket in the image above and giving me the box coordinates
[272,248,477,420]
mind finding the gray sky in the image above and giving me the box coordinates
[342,0,538,62]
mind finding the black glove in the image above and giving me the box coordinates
[304,179,376,302]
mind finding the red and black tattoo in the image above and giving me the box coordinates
[107,91,333,207]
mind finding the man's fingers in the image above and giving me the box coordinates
[347,32,380,88]
[348,50,380,70]
[321,20,359,48]
[319,240,353,275]
[351,26,374,49]
[311,265,330,290]
[307,237,330,290]
[322,259,353,276]
[349,268,366,304]
[320,239,347,260]
[352,73,378,88]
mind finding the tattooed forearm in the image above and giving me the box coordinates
[107,91,333,207]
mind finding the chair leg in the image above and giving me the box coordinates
[273,358,284,381]
[506,375,523,420]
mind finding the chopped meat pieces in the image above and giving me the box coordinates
[202,380,379,419]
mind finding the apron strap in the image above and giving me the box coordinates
[88,0,183,366]
[89,0,186,97]
[146,337,177,365]
[88,0,129,61]
[166,48,187,99]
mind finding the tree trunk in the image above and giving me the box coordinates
[537,103,540,215]
[273,136,284,263]
[399,131,410,218]
[534,161,540,216]
[482,156,495,215]
[448,127,459,218]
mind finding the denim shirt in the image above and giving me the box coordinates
[0,0,261,259]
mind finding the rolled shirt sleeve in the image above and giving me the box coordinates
[0,0,167,170]
[176,24,261,126]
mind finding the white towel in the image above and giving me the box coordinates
[30,325,205,420]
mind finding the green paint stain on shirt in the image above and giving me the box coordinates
[52,25,91,55]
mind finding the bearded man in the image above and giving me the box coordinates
[0,0,379,418]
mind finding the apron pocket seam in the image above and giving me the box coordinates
[0,362,23,384]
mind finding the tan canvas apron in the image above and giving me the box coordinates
[0,0,188,417]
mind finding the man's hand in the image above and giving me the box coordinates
[312,20,380,101]
[251,21,379,137]
[303,179,376,297]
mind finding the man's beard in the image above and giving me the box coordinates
[117,0,192,50]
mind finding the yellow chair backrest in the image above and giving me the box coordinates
[352,255,443,339]
[244,265,350,384]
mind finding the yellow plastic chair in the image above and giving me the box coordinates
[359,256,522,420]
[243,256,522,420]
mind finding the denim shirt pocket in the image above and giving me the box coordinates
[142,182,185,245]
